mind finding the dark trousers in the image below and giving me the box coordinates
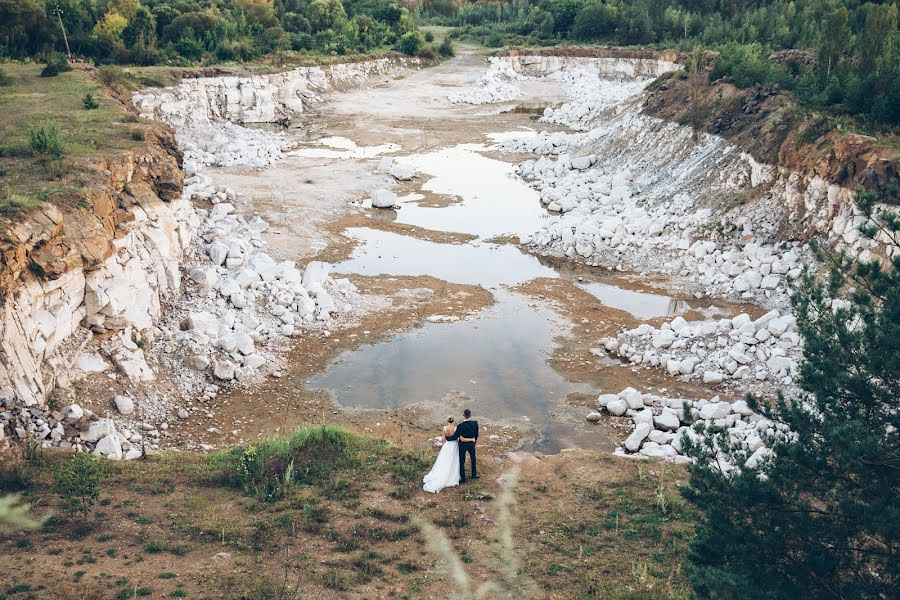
[458,442,477,481]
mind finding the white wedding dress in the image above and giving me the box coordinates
[423,439,461,493]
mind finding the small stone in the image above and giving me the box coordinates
[113,395,134,416]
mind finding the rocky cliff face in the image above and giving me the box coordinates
[133,58,416,167]
[0,126,196,411]
[498,53,895,264]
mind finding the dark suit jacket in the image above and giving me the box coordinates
[447,419,478,443]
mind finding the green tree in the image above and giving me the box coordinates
[571,2,615,41]
[859,2,898,74]
[53,453,103,517]
[682,196,900,599]
[817,7,849,77]
[122,6,157,51]
[397,29,423,55]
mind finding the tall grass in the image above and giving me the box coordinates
[414,467,540,599]
[213,425,426,501]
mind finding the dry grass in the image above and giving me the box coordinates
[1,428,695,599]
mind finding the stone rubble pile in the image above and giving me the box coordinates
[153,161,370,387]
[448,57,526,105]
[540,70,652,130]
[498,130,583,156]
[595,387,775,468]
[177,122,289,168]
[516,154,806,304]
[602,310,802,392]
[0,399,152,460]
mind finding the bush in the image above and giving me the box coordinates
[0,68,11,86]
[98,65,128,89]
[28,124,65,159]
[710,43,788,89]
[212,425,417,501]
[53,454,103,516]
[40,54,72,77]
[438,36,455,58]
[424,30,435,42]
[82,93,100,110]
[398,31,425,56]
[417,45,436,60]
[130,129,145,141]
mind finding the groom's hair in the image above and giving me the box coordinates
[463,409,471,418]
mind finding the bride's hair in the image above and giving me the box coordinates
[447,416,454,424]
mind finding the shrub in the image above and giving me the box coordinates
[424,31,435,42]
[216,425,363,500]
[53,453,102,516]
[28,124,65,159]
[0,68,11,86]
[417,45,436,60]
[98,65,127,89]
[40,54,72,77]
[438,37,455,58]
[130,129,145,141]
[82,93,100,110]
[710,43,788,89]
[398,31,425,56]
[0,494,44,534]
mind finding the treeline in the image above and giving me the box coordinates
[419,0,900,127]
[0,0,421,65]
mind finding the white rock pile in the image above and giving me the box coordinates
[540,69,652,130]
[603,311,802,392]
[153,162,367,385]
[517,154,806,304]
[0,400,148,460]
[449,57,526,105]
[596,387,774,468]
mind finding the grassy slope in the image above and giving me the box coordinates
[0,63,144,217]
[1,426,694,599]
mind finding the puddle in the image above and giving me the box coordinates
[335,228,558,288]
[577,281,687,319]
[395,144,550,238]
[308,290,603,453]
[288,136,400,159]
[337,227,691,319]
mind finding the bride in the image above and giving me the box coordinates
[423,416,462,493]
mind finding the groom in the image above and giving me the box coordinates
[447,409,478,482]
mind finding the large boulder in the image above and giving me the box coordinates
[113,395,135,416]
[606,399,627,416]
[654,411,680,431]
[371,189,398,209]
[81,418,116,443]
[618,387,643,410]
[213,360,236,381]
[93,433,124,460]
[624,423,651,452]
[185,311,219,338]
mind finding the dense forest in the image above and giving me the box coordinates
[0,0,423,64]
[419,0,900,126]
[1,1,898,124]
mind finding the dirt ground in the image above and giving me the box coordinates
[1,440,694,600]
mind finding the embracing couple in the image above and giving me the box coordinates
[423,409,479,493]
